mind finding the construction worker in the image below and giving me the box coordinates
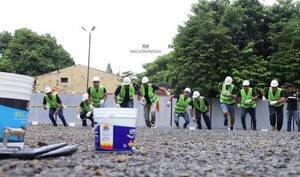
[237,80,258,130]
[262,79,285,131]
[42,87,68,126]
[77,93,95,127]
[191,91,211,130]
[139,76,170,128]
[285,83,299,131]
[168,88,192,129]
[114,77,136,108]
[88,76,107,108]
[219,76,237,130]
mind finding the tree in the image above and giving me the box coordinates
[105,63,113,73]
[0,28,74,76]
[142,0,300,97]
[121,70,135,78]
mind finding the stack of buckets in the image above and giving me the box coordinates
[0,72,34,148]
[93,108,137,152]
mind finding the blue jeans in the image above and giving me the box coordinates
[49,108,68,126]
[120,100,134,108]
[241,107,256,130]
[287,110,299,132]
[174,112,190,128]
[220,103,235,118]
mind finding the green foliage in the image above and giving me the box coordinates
[143,0,300,97]
[0,28,74,76]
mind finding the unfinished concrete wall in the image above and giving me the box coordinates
[29,93,299,131]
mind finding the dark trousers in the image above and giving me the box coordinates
[80,112,94,127]
[287,110,299,132]
[49,108,67,126]
[120,100,134,108]
[143,103,156,128]
[195,110,211,129]
[241,107,256,130]
[269,105,283,131]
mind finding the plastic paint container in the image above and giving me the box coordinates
[0,72,34,149]
[93,108,137,152]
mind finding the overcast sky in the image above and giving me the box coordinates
[0,0,276,74]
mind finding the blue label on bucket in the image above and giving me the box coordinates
[95,124,136,152]
[0,105,28,142]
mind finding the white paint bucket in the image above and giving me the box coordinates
[0,72,34,149]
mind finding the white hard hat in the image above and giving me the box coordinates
[192,91,200,99]
[184,88,191,93]
[44,87,52,94]
[242,80,250,86]
[82,93,89,101]
[123,77,131,85]
[270,79,279,87]
[224,76,233,85]
[92,76,100,82]
[142,76,149,84]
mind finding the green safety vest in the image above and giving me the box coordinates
[140,84,158,104]
[118,84,135,104]
[240,88,256,108]
[193,96,207,112]
[82,101,91,113]
[268,87,283,107]
[44,93,59,108]
[220,84,235,104]
[175,95,191,113]
[90,85,105,106]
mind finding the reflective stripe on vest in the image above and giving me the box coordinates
[268,87,283,107]
[175,95,191,113]
[220,84,235,104]
[118,84,135,104]
[90,85,105,106]
[45,93,58,108]
[140,84,158,104]
[240,88,256,108]
[193,96,207,112]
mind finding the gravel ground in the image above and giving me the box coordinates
[1,126,300,177]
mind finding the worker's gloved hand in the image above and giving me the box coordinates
[165,91,171,96]
[237,104,241,108]
[270,101,278,105]
[205,112,210,117]
[262,96,268,102]
[139,100,145,106]
[187,105,192,110]
[166,101,171,107]
[86,111,92,117]
[89,105,94,110]
[54,110,59,115]
[100,100,105,105]
[139,97,146,106]
[192,117,196,122]
[116,104,120,108]
[76,114,81,119]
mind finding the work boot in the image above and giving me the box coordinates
[224,118,228,126]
